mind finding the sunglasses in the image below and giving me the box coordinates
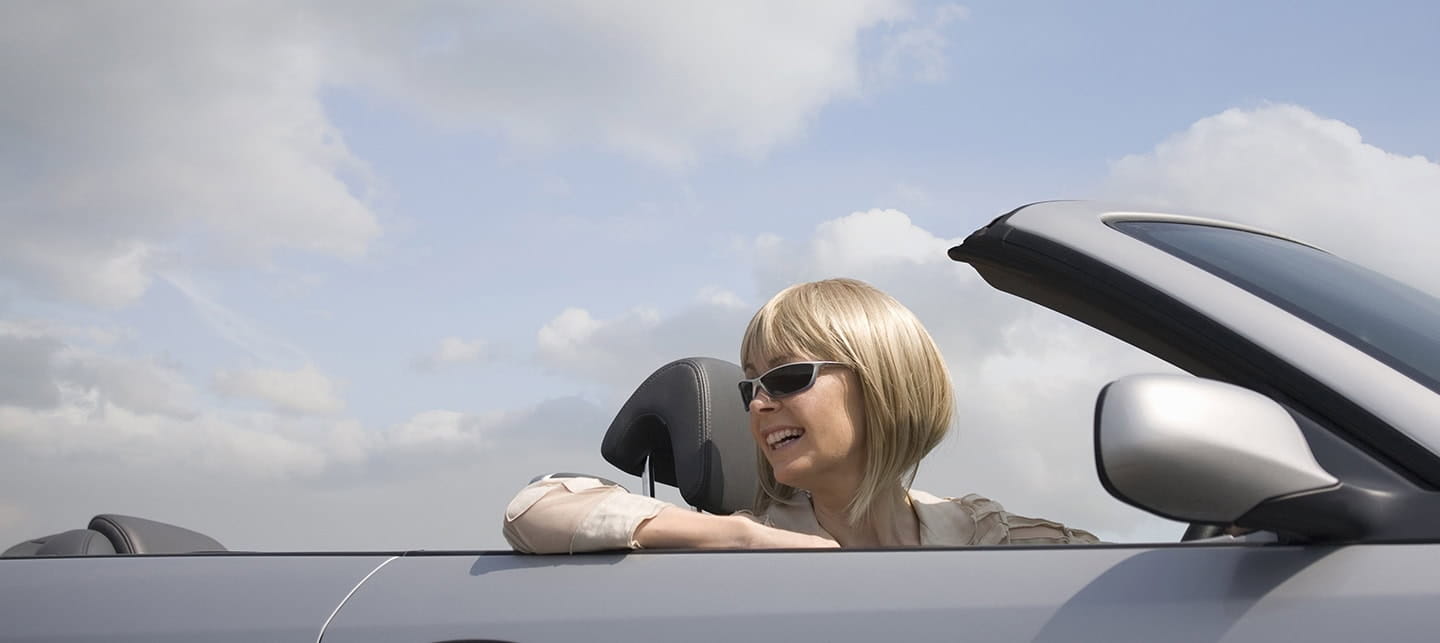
[737,361,846,410]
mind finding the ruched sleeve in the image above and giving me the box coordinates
[502,476,672,554]
[911,490,1102,545]
[957,494,1102,545]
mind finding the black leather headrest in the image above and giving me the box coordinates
[602,357,757,515]
[87,514,225,554]
[2,515,225,557]
[22,529,118,556]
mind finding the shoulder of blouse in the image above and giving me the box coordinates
[909,489,1103,546]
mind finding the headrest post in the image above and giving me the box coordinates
[643,457,657,498]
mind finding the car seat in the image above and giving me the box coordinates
[1,514,226,557]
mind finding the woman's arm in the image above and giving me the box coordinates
[635,507,837,550]
[503,477,836,553]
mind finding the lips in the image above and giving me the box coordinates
[763,426,806,451]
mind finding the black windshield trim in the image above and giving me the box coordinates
[1114,221,1440,395]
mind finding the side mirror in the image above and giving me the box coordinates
[1095,374,1339,526]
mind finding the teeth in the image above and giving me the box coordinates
[766,428,804,449]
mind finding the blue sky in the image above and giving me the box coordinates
[2,0,1438,549]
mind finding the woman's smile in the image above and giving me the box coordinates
[761,426,807,451]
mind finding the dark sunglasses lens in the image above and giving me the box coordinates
[738,381,755,407]
[761,363,818,396]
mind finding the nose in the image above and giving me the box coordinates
[748,387,779,413]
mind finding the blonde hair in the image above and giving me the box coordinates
[740,278,954,525]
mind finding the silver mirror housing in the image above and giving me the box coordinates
[1097,374,1339,524]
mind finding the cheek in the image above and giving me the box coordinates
[842,388,867,449]
[844,411,865,451]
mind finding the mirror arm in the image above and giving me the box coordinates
[1235,483,1395,544]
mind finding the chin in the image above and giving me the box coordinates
[769,461,811,490]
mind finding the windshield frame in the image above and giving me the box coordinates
[954,202,1440,486]
[1111,219,1440,397]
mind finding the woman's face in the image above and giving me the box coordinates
[744,352,867,493]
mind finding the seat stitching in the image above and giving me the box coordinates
[692,360,711,503]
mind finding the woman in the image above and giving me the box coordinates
[503,278,1098,553]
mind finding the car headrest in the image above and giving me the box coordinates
[1,515,225,557]
[86,514,225,554]
[601,357,757,515]
[9,529,118,556]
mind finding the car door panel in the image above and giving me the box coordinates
[0,554,392,643]
[321,544,1440,643]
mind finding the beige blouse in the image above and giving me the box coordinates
[503,476,1100,554]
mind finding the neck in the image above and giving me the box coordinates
[809,483,917,548]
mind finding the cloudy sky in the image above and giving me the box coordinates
[3,0,1438,551]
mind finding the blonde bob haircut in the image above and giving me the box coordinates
[740,278,954,525]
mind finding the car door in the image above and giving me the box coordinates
[320,201,1440,643]
[318,543,1440,642]
[0,553,395,643]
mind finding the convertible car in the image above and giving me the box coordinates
[6,200,1440,642]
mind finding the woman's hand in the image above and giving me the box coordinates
[634,508,838,550]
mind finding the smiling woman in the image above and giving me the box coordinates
[502,279,1099,553]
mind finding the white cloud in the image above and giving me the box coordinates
[0,335,63,409]
[743,209,964,300]
[537,295,749,389]
[412,337,496,371]
[0,394,330,480]
[538,308,610,356]
[4,240,157,310]
[0,322,611,550]
[162,273,312,366]
[811,208,958,268]
[55,350,198,419]
[391,410,486,447]
[0,319,129,346]
[212,365,345,416]
[0,322,194,417]
[2,2,945,308]
[747,208,1031,366]
[0,391,609,550]
[330,1,913,167]
[1,2,383,308]
[875,3,970,83]
[1103,104,1440,294]
[696,287,748,310]
[0,375,594,484]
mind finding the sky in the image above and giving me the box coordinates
[2,0,1439,551]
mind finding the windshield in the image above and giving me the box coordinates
[1113,220,1440,395]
